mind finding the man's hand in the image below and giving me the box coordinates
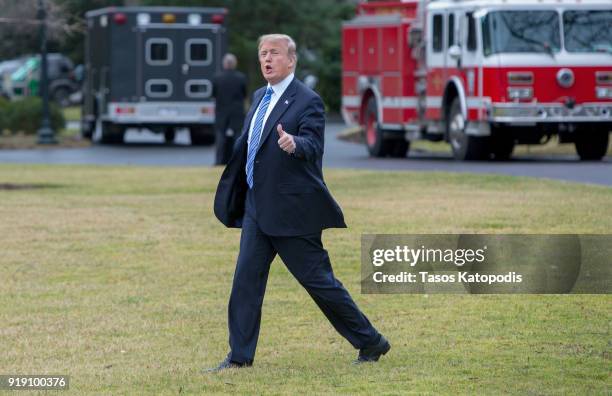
[277,124,296,154]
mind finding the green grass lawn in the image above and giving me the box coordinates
[0,165,610,395]
[63,106,81,123]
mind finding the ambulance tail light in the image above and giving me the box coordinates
[508,87,533,100]
[507,72,533,85]
[115,106,135,115]
[113,12,127,25]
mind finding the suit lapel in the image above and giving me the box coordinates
[257,79,297,153]
[241,88,265,136]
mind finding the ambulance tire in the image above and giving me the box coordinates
[82,101,98,140]
[447,98,490,161]
[574,130,609,161]
[364,97,393,157]
[190,125,215,146]
[491,137,515,161]
[100,122,125,144]
[164,127,176,144]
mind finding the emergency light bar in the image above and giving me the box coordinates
[188,14,202,25]
[162,13,176,23]
[113,12,127,25]
[137,13,150,25]
[211,14,225,24]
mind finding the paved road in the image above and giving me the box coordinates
[0,122,610,186]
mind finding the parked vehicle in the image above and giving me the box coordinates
[0,56,29,99]
[5,53,80,107]
[341,0,612,160]
[81,6,228,145]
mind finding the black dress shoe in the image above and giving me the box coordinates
[353,335,391,364]
[202,354,252,373]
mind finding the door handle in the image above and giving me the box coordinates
[182,64,189,75]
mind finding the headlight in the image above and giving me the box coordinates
[507,87,532,100]
[596,86,612,99]
[556,68,574,88]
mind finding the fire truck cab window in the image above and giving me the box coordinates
[433,14,443,52]
[186,39,212,66]
[466,12,476,51]
[563,10,612,53]
[448,14,455,47]
[146,38,173,66]
[482,11,560,56]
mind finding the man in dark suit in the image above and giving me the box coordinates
[212,53,247,165]
[207,34,390,372]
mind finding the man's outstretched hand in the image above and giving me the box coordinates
[277,124,296,154]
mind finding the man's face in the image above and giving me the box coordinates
[259,39,294,85]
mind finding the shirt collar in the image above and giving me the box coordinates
[267,73,294,97]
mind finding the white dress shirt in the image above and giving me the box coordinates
[247,73,294,144]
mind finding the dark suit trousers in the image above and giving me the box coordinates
[228,189,380,363]
[214,109,244,166]
[214,128,235,166]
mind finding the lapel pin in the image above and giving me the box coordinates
[285,100,289,105]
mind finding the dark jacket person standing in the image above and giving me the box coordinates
[212,53,247,165]
[207,34,390,372]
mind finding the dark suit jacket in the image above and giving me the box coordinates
[212,69,247,132]
[213,77,346,236]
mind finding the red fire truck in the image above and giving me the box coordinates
[341,0,612,160]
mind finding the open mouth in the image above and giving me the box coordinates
[265,65,273,73]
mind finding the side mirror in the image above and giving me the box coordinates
[408,27,422,49]
[448,45,462,60]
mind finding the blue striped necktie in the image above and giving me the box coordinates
[246,87,274,188]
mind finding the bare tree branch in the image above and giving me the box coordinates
[0,0,83,41]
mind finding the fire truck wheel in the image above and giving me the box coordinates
[447,98,490,161]
[575,130,609,161]
[364,97,392,157]
[100,122,125,144]
[390,140,410,158]
[190,126,215,146]
[164,127,176,144]
[491,137,515,161]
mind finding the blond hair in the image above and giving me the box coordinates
[257,34,298,66]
